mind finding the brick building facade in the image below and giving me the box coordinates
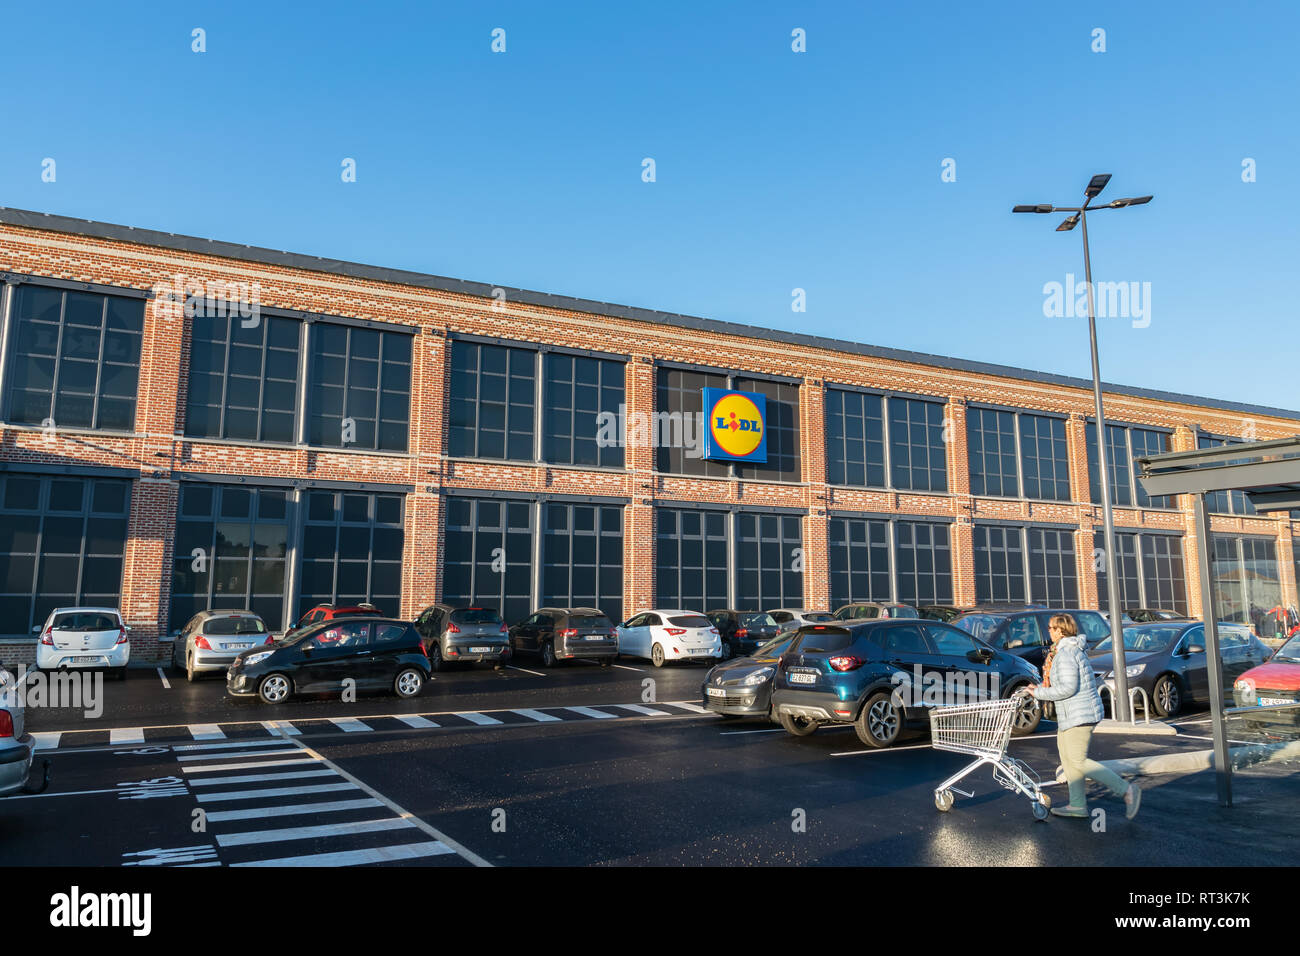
[1,206,1296,666]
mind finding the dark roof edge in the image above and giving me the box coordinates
[4,205,1298,423]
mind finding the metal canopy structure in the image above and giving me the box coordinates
[1137,435,1300,805]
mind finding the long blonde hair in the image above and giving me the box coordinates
[1049,614,1078,638]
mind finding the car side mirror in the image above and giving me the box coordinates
[1187,645,1205,655]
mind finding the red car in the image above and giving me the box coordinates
[1234,634,1300,734]
[286,603,385,639]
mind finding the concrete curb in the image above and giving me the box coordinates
[1096,739,1300,778]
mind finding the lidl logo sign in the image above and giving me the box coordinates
[703,388,767,463]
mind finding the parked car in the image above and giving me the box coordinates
[954,608,1112,670]
[33,607,130,679]
[510,608,619,667]
[1126,608,1189,624]
[1089,621,1269,718]
[616,610,722,667]
[832,602,919,621]
[918,606,974,623]
[171,610,273,681]
[769,608,836,634]
[285,602,385,640]
[706,610,780,659]
[701,632,798,719]
[226,617,430,704]
[0,666,47,797]
[1234,633,1300,734]
[415,604,511,671]
[769,620,1041,747]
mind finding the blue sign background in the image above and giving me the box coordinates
[701,388,768,463]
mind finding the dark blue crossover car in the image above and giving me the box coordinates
[769,619,1041,748]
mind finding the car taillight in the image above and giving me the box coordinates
[828,655,866,672]
[418,642,429,658]
[195,636,212,650]
[559,628,578,638]
[499,623,509,633]
[708,627,719,635]
[665,628,686,636]
[446,622,461,633]
[115,628,129,645]
[735,628,749,638]
[40,627,54,645]
[0,711,12,738]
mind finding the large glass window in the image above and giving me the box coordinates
[443,496,534,625]
[895,521,953,606]
[967,408,1018,498]
[171,484,290,630]
[1026,528,1078,606]
[542,354,624,468]
[1128,429,1171,508]
[1094,530,1142,609]
[542,502,623,621]
[1086,422,1133,507]
[185,314,300,443]
[655,507,729,609]
[1210,535,1280,632]
[825,389,885,488]
[974,526,1026,604]
[1095,530,1188,616]
[1018,414,1070,502]
[733,378,801,483]
[735,512,803,609]
[889,397,947,492]
[448,341,536,461]
[308,324,411,452]
[298,490,405,618]
[655,368,729,477]
[1197,435,1256,516]
[0,474,130,636]
[5,285,144,431]
[829,517,891,609]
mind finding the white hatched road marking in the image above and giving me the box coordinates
[454,712,502,726]
[31,732,61,751]
[182,757,320,774]
[189,769,337,787]
[205,798,383,823]
[261,720,301,736]
[177,748,301,762]
[187,724,226,740]
[566,706,616,719]
[231,842,456,868]
[664,701,710,713]
[395,715,438,728]
[196,782,360,803]
[217,816,414,847]
[615,704,670,716]
[109,728,146,745]
[512,709,561,722]
[175,738,289,752]
[329,718,372,733]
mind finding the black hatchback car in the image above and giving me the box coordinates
[769,619,1041,748]
[509,607,619,667]
[226,617,431,704]
[707,610,781,659]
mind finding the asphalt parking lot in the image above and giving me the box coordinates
[5,661,1297,867]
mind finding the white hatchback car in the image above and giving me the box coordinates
[617,610,723,667]
[34,607,131,679]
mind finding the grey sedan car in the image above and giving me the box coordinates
[172,610,274,681]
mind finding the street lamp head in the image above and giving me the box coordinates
[1085,174,1112,198]
[1055,214,1080,232]
[1012,204,1055,213]
[1108,195,1154,208]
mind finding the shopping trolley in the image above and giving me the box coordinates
[928,691,1051,820]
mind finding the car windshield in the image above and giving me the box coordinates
[669,615,712,628]
[52,612,119,631]
[204,616,267,635]
[1094,625,1184,653]
[803,612,835,622]
[956,614,1007,640]
[1271,636,1300,663]
[887,606,919,618]
[450,608,504,625]
[740,613,777,628]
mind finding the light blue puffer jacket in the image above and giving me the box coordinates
[1032,634,1105,731]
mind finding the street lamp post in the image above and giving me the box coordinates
[1013,175,1153,723]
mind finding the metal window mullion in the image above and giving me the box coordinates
[887,519,900,604]
[881,397,895,491]
[284,488,303,632]
[1012,413,1026,499]
[533,350,546,464]
[218,317,233,438]
[255,319,270,442]
[530,500,543,612]
[0,283,13,416]
[87,297,108,430]
[726,510,736,609]
[244,496,257,608]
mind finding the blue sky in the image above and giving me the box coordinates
[2,1,1296,410]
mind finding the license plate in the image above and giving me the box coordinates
[584,635,604,641]
[1259,697,1294,707]
[688,648,710,655]
[228,643,253,650]
[470,646,493,653]
[788,672,817,685]
[72,656,102,663]
[706,687,726,697]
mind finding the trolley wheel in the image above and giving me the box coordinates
[1032,796,1050,821]
[934,789,955,812]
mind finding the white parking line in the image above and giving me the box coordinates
[231,842,456,868]
[188,724,226,741]
[109,728,145,746]
[565,706,617,719]
[614,704,670,716]
[395,715,439,729]
[454,712,503,725]
[506,665,547,677]
[720,728,785,736]
[196,782,360,803]
[188,769,337,787]
[204,798,383,823]
[610,664,645,672]
[156,667,171,689]
[512,709,561,722]
[329,718,372,733]
[216,816,414,847]
[182,757,320,774]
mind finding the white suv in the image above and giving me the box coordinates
[34,607,131,679]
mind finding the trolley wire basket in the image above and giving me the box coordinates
[928,692,1050,820]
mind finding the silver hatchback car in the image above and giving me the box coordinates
[172,610,274,681]
[0,667,48,797]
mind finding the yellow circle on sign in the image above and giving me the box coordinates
[709,393,764,458]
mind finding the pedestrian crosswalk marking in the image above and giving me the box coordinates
[614,704,670,716]
[664,701,710,713]
[454,712,502,725]
[216,816,414,847]
[204,798,383,823]
[188,724,226,740]
[175,738,288,753]
[262,720,301,736]
[395,715,438,728]
[176,748,301,762]
[188,769,337,788]
[109,728,146,745]
[512,709,561,722]
[230,841,456,868]
[196,782,360,803]
[565,706,616,719]
[329,718,372,733]
[182,757,320,775]
[31,732,61,751]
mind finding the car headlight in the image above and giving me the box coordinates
[242,651,274,666]
[1234,679,1256,704]
[743,667,774,686]
[1124,664,1145,679]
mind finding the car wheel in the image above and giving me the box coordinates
[172,643,184,673]
[1010,689,1041,736]
[650,644,666,668]
[258,673,292,705]
[186,652,197,683]
[1152,674,1182,717]
[541,642,558,668]
[719,642,732,660]
[599,658,612,668]
[856,691,903,748]
[429,645,445,673]
[394,667,424,699]
[778,711,819,736]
